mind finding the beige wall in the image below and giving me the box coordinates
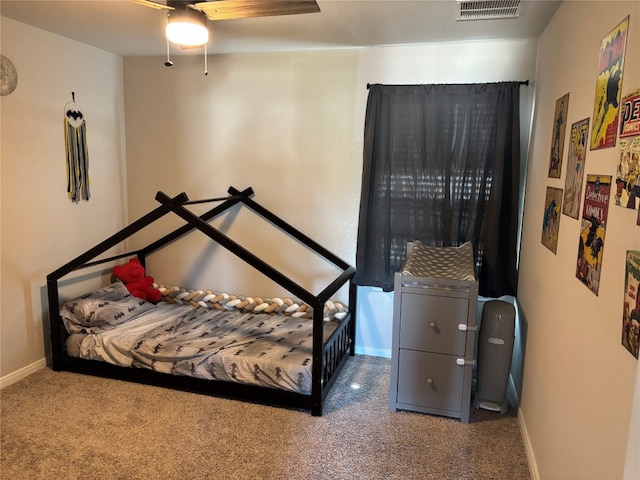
[123,50,364,298]
[519,2,640,479]
[122,39,537,302]
[0,17,128,380]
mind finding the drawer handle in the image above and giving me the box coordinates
[430,322,436,328]
[456,358,476,366]
[426,378,433,385]
[458,323,478,331]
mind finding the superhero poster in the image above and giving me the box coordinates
[622,250,640,359]
[590,15,629,150]
[541,187,563,254]
[563,118,590,219]
[548,93,569,178]
[576,175,612,295]
[615,135,640,209]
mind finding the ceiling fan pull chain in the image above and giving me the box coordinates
[164,22,173,67]
[204,43,208,76]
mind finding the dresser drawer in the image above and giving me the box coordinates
[399,292,469,355]
[396,349,464,412]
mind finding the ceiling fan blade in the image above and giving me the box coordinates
[130,0,174,11]
[194,0,320,21]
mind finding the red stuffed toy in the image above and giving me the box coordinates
[113,258,162,304]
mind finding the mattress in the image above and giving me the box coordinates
[61,282,339,394]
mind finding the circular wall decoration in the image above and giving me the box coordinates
[1,55,18,96]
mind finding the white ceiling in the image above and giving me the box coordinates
[0,0,562,57]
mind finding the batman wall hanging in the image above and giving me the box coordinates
[64,92,90,203]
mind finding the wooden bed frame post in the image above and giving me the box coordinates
[311,302,325,416]
[349,281,357,356]
[46,278,62,370]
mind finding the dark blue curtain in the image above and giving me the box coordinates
[354,82,522,297]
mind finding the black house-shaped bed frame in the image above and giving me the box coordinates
[47,186,357,416]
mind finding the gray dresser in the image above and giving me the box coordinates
[389,241,479,423]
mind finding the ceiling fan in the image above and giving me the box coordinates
[132,0,320,72]
[132,0,321,22]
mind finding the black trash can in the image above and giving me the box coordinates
[474,300,515,414]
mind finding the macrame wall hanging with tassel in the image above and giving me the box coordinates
[64,92,90,203]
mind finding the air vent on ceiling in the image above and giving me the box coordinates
[457,0,521,21]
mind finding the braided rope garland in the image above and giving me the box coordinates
[154,284,348,322]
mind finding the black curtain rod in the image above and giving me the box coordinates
[366,80,530,89]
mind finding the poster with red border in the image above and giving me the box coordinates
[622,250,640,359]
[576,175,612,295]
[620,89,640,138]
[590,16,629,150]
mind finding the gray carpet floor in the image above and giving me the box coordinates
[1,355,530,479]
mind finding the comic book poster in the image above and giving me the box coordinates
[541,187,563,253]
[576,175,612,295]
[615,135,640,209]
[620,89,640,138]
[590,15,629,150]
[548,93,570,178]
[563,118,590,219]
[622,250,640,359]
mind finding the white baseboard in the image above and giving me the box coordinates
[509,375,538,480]
[517,402,540,480]
[0,358,47,389]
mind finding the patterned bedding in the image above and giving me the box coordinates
[61,282,340,394]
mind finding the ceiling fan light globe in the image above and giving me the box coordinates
[166,22,209,47]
